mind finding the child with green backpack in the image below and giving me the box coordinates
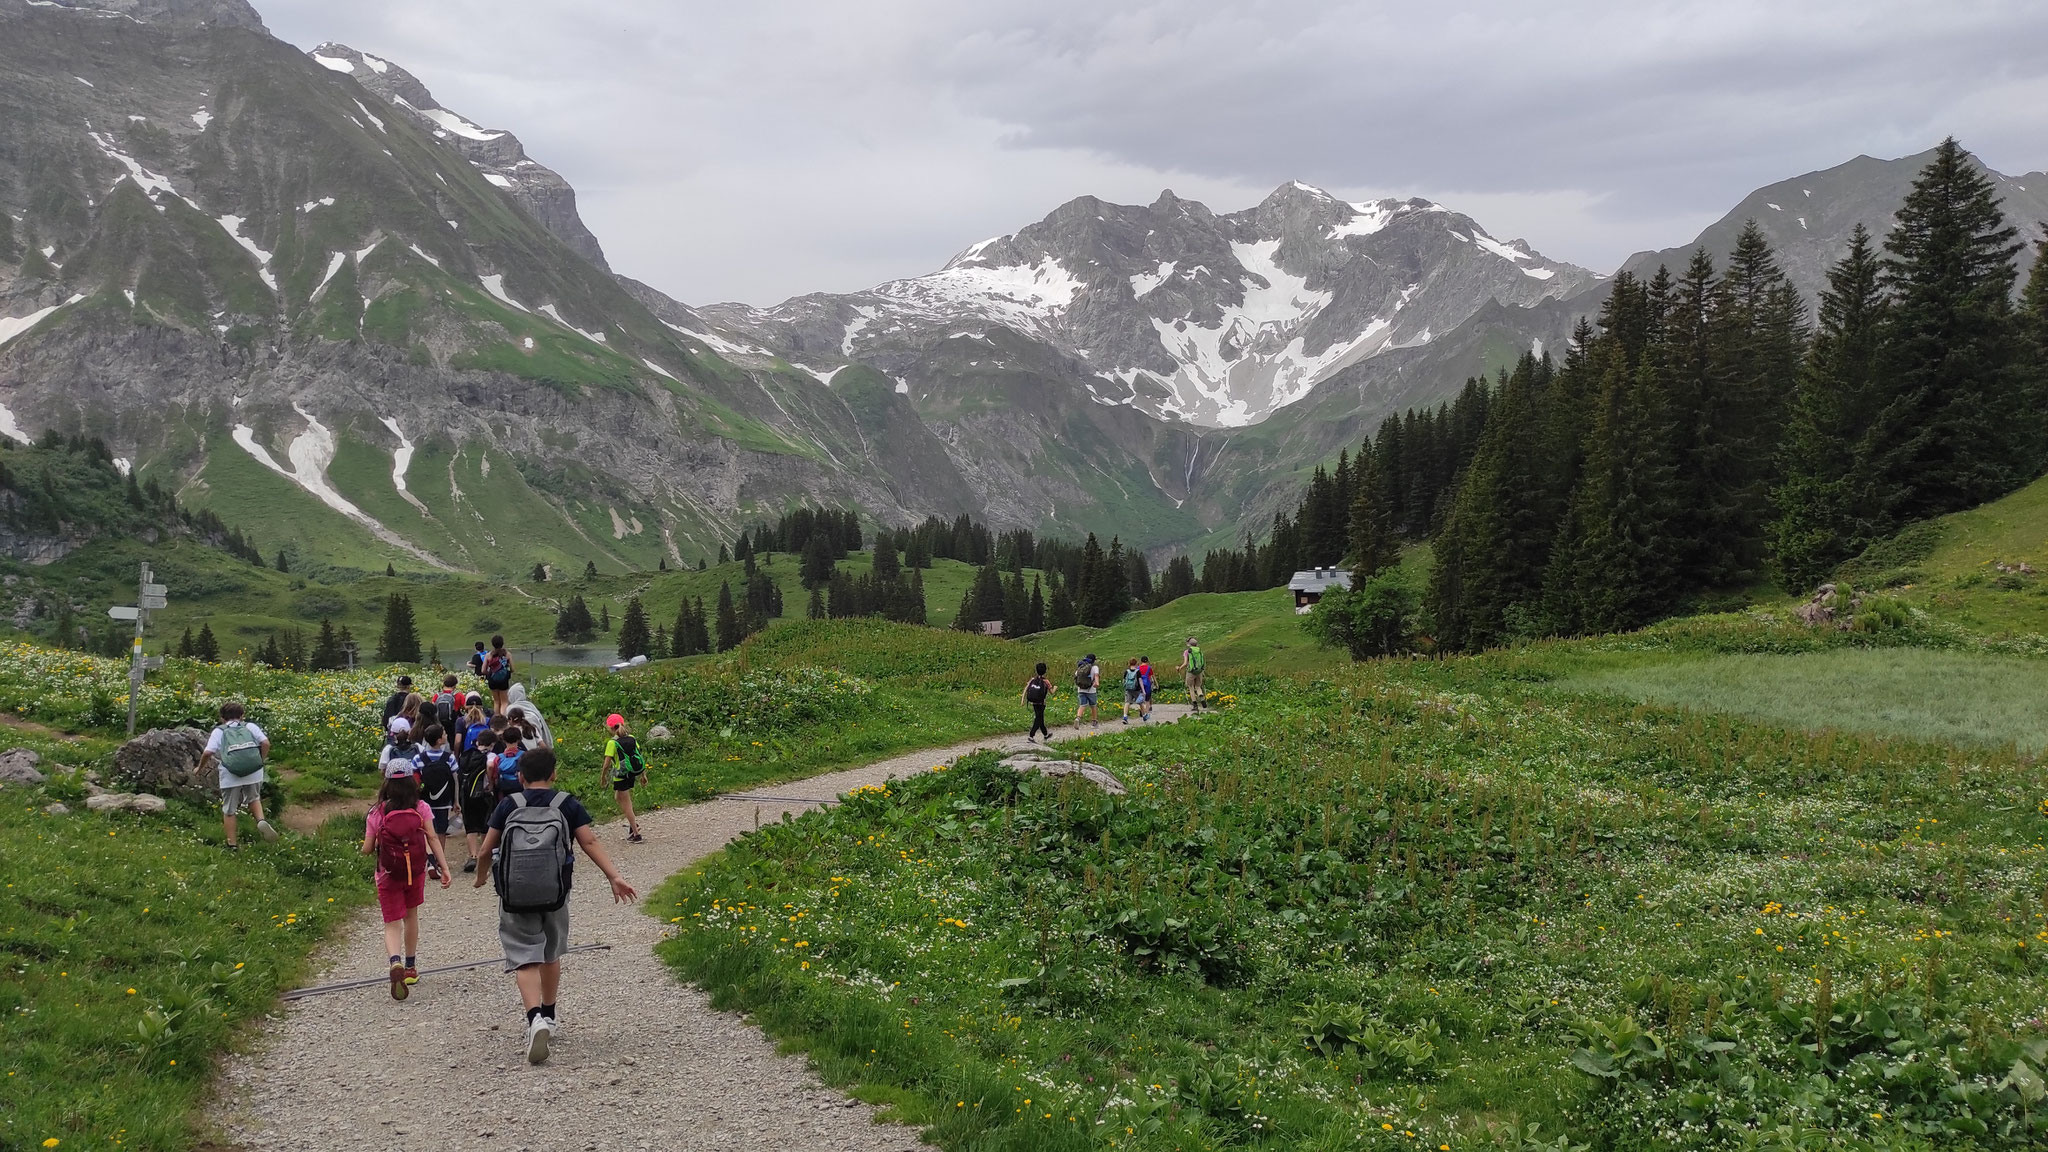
[200,700,276,851]
[602,713,648,844]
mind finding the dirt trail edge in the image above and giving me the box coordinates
[219,706,1193,1151]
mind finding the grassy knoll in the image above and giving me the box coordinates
[659,633,2048,1151]
[0,721,367,1151]
[1553,647,2048,752]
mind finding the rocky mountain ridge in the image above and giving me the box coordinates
[708,181,1596,428]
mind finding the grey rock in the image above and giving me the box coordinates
[646,725,672,741]
[42,802,70,815]
[0,747,44,785]
[112,727,209,797]
[86,791,169,813]
[998,753,1126,794]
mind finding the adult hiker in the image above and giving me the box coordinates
[1121,657,1144,725]
[1021,662,1054,744]
[200,700,276,850]
[506,682,554,748]
[482,635,514,715]
[381,674,415,725]
[363,763,450,1000]
[1073,654,1102,730]
[473,747,636,1065]
[1138,654,1156,722]
[1178,636,1207,712]
[601,714,647,843]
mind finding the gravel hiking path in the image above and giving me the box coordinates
[218,706,1193,1151]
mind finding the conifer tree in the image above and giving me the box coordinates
[1048,575,1078,630]
[599,604,612,632]
[671,599,696,656]
[1027,577,1046,635]
[259,634,282,668]
[274,548,289,573]
[617,597,651,660]
[555,595,596,643]
[1864,138,2029,525]
[1770,225,1887,590]
[908,568,927,625]
[653,624,668,655]
[177,627,195,659]
[531,562,549,583]
[379,593,421,664]
[1705,223,1805,582]
[1001,572,1028,638]
[808,586,826,620]
[872,534,900,580]
[1429,355,1555,650]
[1348,439,1396,581]
[714,582,740,652]
[195,622,220,663]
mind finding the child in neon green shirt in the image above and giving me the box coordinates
[601,713,647,843]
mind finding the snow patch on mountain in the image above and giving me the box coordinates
[479,274,526,311]
[352,100,384,132]
[214,215,276,290]
[191,108,211,129]
[312,252,347,298]
[232,410,448,567]
[1130,261,1176,298]
[841,306,876,355]
[378,416,430,515]
[311,53,352,72]
[0,402,28,444]
[874,255,1083,331]
[418,106,503,142]
[539,304,606,345]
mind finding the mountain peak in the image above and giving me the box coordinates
[305,41,611,270]
[8,0,265,30]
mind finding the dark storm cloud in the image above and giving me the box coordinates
[254,0,2048,305]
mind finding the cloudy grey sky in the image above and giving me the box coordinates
[259,0,2048,307]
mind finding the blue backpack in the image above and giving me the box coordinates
[496,747,525,791]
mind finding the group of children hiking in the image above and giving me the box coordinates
[1019,636,1207,741]
[203,631,647,1065]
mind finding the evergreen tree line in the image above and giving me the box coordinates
[1,432,264,565]
[736,506,864,562]
[1407,140,2048,653]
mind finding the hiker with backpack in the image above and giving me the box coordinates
[1179,637,1208,712]
[483,635,514,716]
[363,764,450,1001]
[457,730,499,873]
[200,700,276,851]
[378,716,420,778]
[432,675,463,736]
[1138,655,1156,722]
[414,723,459,881]
[602,714,648,844]
[382,675,415,725]
[1073,654,1102,730]
[468,641,488,682]
[472,747,636,1065]
[1021,662,1054,744]
[506,683,554,748]
[1121,658,1144,725]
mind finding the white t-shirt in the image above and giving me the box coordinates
[207,722,269,788]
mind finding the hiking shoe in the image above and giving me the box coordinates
[224,842,240,852]
[461,859,477,874]
[524,1016,552,1065]
[627,831,645,844]
[403,966,419,987]
[389,963,409,1002]
[257,819,278,843]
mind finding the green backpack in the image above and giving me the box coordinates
[1187,645,1205,674]
[217,721,265,778]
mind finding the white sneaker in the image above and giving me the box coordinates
[257,820,278,842]
[525,1015,552,1065]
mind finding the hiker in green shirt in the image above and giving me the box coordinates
[1178,636,1208,712]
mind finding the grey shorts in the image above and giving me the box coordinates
[1125,690,1143,706]
[1078,690,1098,706]
[220,782,262,815]
[499,902,570,970]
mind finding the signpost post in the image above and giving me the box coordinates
[112,563,167,736]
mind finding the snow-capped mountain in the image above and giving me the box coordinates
[707,181,1595,427]
[305,42,611,271]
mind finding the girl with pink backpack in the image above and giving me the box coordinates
[361,766,451,1001]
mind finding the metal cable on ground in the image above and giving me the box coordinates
[281,943,612,1000]
[717,793,842,805]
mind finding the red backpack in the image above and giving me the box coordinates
[375,803,427,884]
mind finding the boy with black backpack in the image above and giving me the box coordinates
[200,700,276,850]
[601,713,648,844]
[1073,654,1101,730]
[473,747,636,1065]
[414,723,458,880]
[457,730,498,874]
[432,675,463,735]
[1021,663,1053,744]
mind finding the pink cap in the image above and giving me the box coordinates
[605,713,625,728]
[383,758,416,779]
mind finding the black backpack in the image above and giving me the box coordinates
[460,747,495,801]
[1025,677,1049,704]
[416,748,456,805]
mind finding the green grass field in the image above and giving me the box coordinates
[1554,647,2048,752]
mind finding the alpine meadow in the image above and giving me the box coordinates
[5,2,2048,1150]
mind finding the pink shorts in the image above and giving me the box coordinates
[375,871,426,923]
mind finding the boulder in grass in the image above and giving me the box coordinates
[0,747,44,786]
[43,802,69,815]
[647,724,673,741]
[111,727,209,798]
